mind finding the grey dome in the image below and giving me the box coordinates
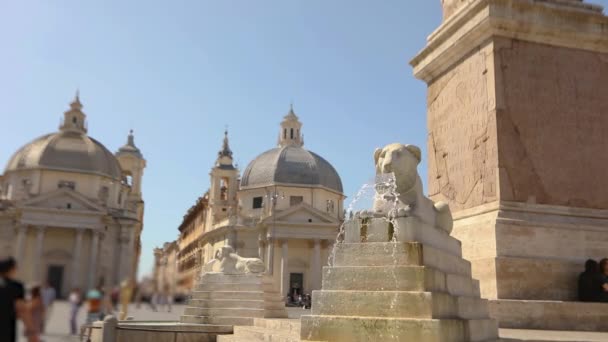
[5,131,123,180]
[240,146,343,193]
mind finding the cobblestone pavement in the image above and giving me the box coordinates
[18,301,608,342]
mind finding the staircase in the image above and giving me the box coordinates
[180,273,287,326]
[300,216,499,342]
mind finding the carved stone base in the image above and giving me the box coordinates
[302,219,498,342]
[180,273,287,326]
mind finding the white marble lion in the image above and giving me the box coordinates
[203,245,266,275]
[372,143,453,234]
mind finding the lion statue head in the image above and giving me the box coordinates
[370,143,453,234]
[374,143,421,196]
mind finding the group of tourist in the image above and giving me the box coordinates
[287,293,311,309]
[0,256,124,342]
[578,258,608,302]
[0,257,52,342]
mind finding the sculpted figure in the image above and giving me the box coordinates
[203,246,265,275]
[373,143,453,234]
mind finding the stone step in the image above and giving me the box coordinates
[311,290,490,319]
[183,307,261,317]
[187,298,285,310]
[217,335,236,342]
[234,325,300,341]
[195,282,274,292]
[253,318,301,335]
[180,315,255,326]
[190,290,269,300]
[300,315,498,342]
[321,265,480,297]
[331,242,472,277]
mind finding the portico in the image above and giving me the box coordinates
[10,201,138,297]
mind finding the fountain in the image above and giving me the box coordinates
[300,143,499,342]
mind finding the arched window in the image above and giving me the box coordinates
[284,129,287,139]
[72,117,77,124]
[290,128,294,139]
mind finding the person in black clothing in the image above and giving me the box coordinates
[598,258,608,303]
[578,259,600,302]
[0,257,33,342]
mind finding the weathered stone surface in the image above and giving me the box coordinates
[495,37,608,209]
[219,318,301,342]
[111,322,232,342]
[393,217,462,257]
[489,299,608,332]
[412,0,608,332]
[424,41,498,212]
[301,316,497,342]
[331,241,473,277]
[452,202,608,301]
[311,291,460,318]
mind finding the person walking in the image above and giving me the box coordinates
[68,288,82,335]
[0,257,34,342]
[24,286,44,342]
[41,282,56,332]
[85,288,103,323]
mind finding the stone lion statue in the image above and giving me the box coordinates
[203,245,265,275]
[372,143,453,234]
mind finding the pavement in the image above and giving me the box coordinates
[17,301,608,342]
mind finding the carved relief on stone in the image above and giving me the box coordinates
[427,48,497,211]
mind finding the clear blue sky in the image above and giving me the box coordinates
[2,1,606,278]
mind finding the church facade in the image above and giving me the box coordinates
[166,107,344,299]
[0,94,146,298]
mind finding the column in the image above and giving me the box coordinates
[280,239,289,298]
[14,225,28,261]
[311,239,321,291]
[88,230,100,289]
[258,232,265,262]
[33,227,46,282]
[118,226,135,283]
[266,237,274,275]
[71,229,84,288]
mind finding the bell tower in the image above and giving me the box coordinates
[278,105,303,147]
[59,91,87,134]
[208,130,239,224]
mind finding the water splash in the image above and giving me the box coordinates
[326,181,375,267]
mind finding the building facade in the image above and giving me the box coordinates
[153,241,179,299]
[176,195,208,295]
[172,107,344,299]
[0,94,146,297]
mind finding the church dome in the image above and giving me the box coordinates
[3,94,123,180]
[4,131,123,180]
[240,145,343,193]
[240,107,343,193]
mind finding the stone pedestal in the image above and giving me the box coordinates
[180,273,287,326]
[301,217,498,342]
[410,0,608,331]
